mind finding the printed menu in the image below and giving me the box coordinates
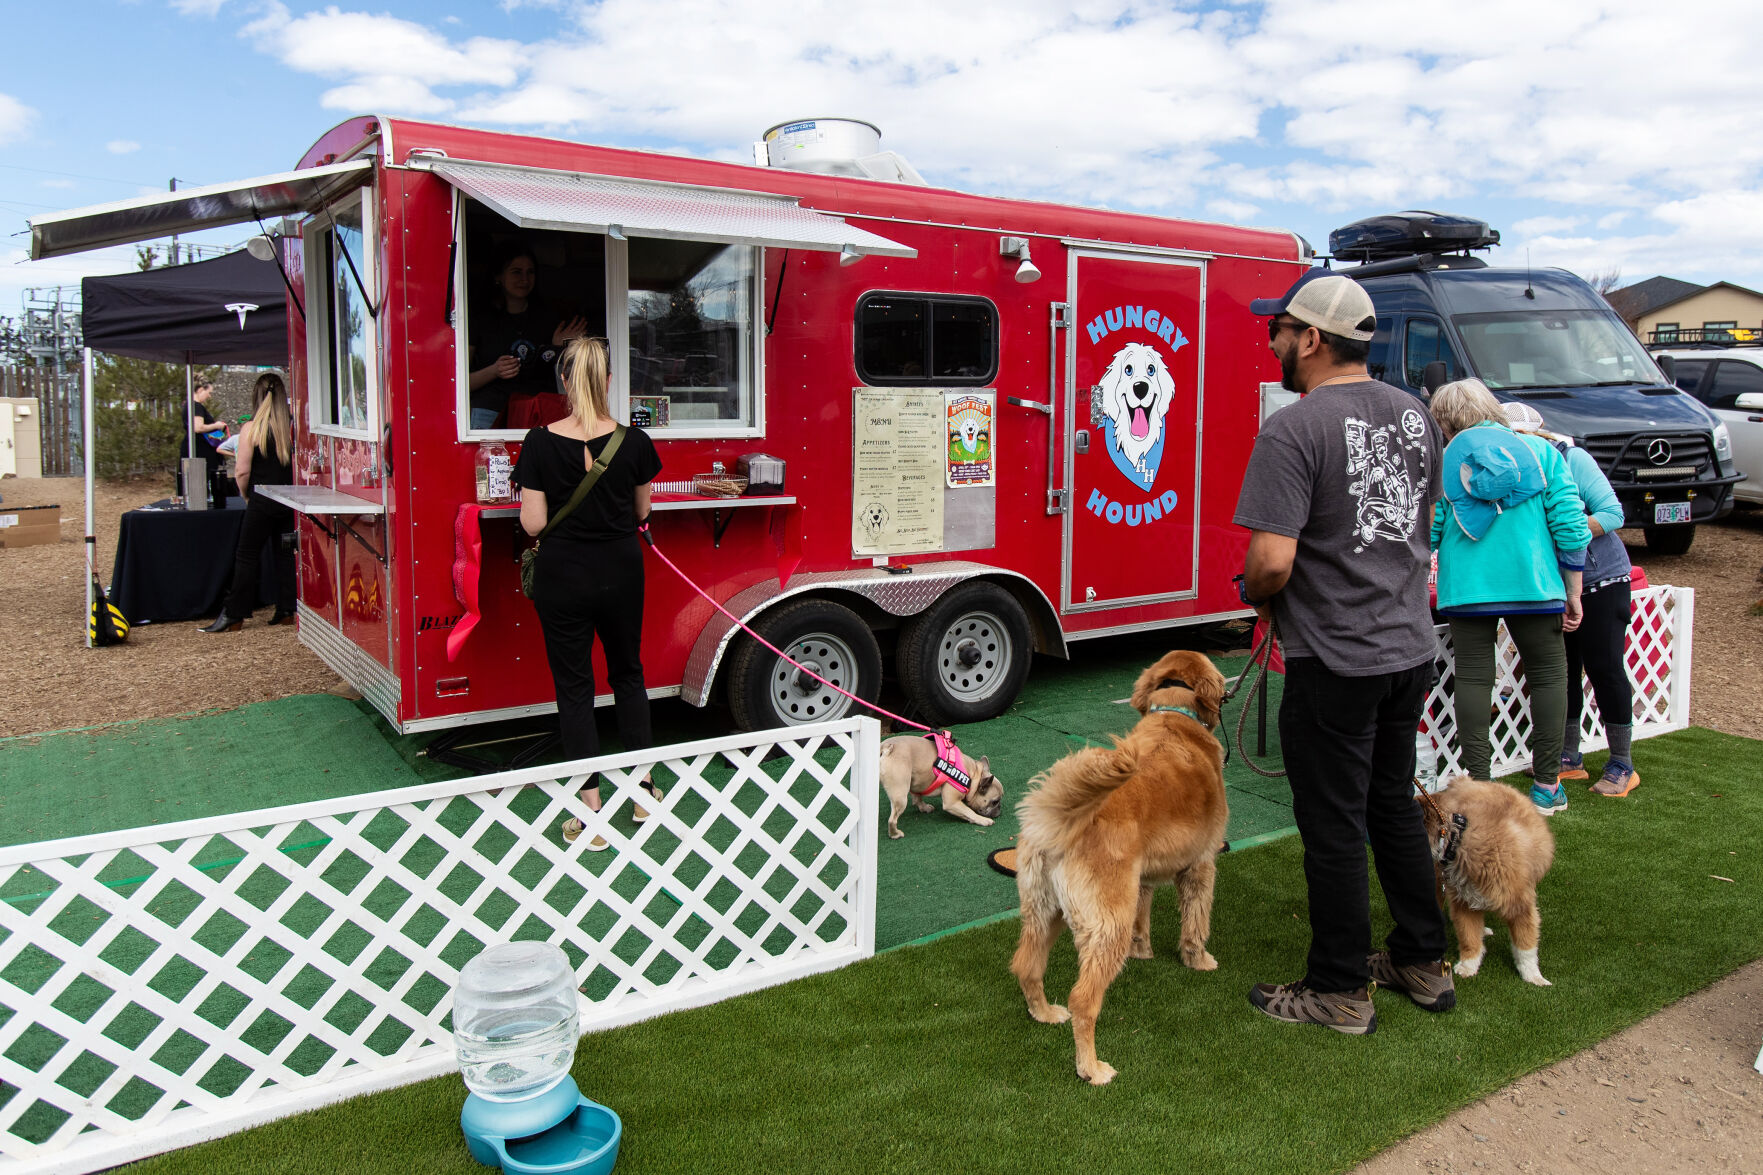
[852,387,945,556]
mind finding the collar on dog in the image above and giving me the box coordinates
[1147,704,1204,724]
[914,730,972,796]
[1156,677,1193,692]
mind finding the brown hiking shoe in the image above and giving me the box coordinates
[1367,951,1457,1012]
[1248,981,1377,1034]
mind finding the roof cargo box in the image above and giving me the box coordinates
[1330,211,1499,263]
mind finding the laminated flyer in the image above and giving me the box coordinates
[945,391,995,488]
[852,387,945,556]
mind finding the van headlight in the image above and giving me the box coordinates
[1713,422,1732,459]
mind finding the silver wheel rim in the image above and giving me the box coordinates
[936,610,1013,705]
[769,632,860,724]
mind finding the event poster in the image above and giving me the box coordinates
[944,391,995,488]
[852,387,944,556]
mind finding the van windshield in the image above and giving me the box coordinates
[1452,310,1665,391]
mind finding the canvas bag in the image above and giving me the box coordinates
[519,425,626,599]
[89,577,130,646]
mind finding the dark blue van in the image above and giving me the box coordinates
[1334,213,1743,554]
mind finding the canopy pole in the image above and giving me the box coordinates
[83,347,95,649]
[185,360,195,478]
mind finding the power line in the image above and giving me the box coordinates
[0,161,159,189]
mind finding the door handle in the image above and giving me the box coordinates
[1006,395,1053,415]
[1074,429,1090,454]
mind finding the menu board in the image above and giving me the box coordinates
[852,387,945,556]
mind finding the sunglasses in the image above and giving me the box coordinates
[1267,317,1305,342]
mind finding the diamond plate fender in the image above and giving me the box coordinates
[679,561,1064,706]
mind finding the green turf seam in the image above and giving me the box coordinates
[2,836,334,907]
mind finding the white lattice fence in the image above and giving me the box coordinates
[1419,585,1694,785]
[0,717,881,1175]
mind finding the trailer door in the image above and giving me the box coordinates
[1063,250,1205,612]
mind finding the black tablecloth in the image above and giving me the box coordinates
[109,499,278,623]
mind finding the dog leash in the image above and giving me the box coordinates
[1219,617,1286,778]
[639,524,943,741]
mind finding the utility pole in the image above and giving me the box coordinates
[168,178,179,266]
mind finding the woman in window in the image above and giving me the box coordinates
[467,243,587,430]
[199,374,297,633]
[513,337,663,849]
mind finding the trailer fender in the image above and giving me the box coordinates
[679,560,1064,707]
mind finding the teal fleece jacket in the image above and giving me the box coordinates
[1431,425,1592,610]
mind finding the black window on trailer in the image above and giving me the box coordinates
[855,292,998,385]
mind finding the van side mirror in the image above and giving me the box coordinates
[1422,361,1448,393]
[1656,353,1678,384]
[1734,392,1763,412]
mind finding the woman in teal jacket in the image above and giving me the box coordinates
[1430,380,1591,815]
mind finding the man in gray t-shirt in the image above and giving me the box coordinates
[1234,272,1452,1035]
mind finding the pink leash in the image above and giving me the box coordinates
[639,523,940,739]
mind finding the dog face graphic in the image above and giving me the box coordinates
[1100,342,1175,484]
[959,417,981,453]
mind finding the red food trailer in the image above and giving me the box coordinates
[33,115,1307,734]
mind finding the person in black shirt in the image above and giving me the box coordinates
[513,336,663,850]
[199,374,297,632]
[468,244,588,429]
[178,381,231,504]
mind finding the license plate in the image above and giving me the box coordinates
[1653,501,1693,525]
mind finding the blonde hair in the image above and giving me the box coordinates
[560,336,611,427]
[250,373,293,465]
[1429,377,1507,440]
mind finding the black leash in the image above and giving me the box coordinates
[1219,617,1286,778]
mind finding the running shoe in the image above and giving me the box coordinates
[1590,763,1640,797]
[1530,782,1569,817]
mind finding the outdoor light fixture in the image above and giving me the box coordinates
[454,941,622,1175]
[1000,236,1040,283]
[244,234,277,262]
[839,243,863,267]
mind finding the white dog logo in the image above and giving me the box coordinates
[1099,341,1175,489]
[958,417,981,454]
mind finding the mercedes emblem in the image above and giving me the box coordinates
[1646,437,1673,465]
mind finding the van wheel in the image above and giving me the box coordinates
[1642,525,1695,556]
[726,599,883,730]
[897,582,1033,726]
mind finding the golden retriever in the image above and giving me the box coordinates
[1421,775,1556,986]
[1009,650,1229,1084]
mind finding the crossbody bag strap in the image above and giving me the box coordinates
[535,424,627,543]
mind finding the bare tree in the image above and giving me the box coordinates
[1585,265,1623,295]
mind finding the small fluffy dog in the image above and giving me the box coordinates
[1099,341,1176,486]
[1010,650,1228,1085]
[1421,776,1556,986]
[878,734,1003,839]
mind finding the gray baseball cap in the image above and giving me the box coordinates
[1250,271,1377,341]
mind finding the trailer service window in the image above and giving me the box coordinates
[457,197,760,439]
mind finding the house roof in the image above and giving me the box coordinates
[1606,276,1704,322]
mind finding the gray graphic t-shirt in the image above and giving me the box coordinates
[1233,379,1442,676]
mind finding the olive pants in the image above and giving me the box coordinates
[1448,612,1568,787]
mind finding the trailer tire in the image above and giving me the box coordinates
[726,598,883,731]
[1642,524,1695,556]
[897,582,1033,726]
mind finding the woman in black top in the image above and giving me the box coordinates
[513,336,663,849]
[199,374,297,633]
[178,380,231,504]
[467,244,588,429]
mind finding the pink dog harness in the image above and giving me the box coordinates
[912,730,973,796]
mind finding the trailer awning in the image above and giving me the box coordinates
[30,159,374,261]
[427,158,916,259]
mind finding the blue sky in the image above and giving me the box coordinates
[6,1,1763,314]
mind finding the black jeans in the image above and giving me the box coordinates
[224,497,296,619]
[532,536,652,766]
[1280,656,1446,992]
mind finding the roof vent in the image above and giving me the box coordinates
[755,118,927,186]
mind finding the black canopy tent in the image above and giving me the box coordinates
[76,247,292,643]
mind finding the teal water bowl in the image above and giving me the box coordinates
[461,1076,622,1175]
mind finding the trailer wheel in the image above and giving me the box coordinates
[897,583,1033,726]
[726,598,883,730]
[1642,524,1695,556]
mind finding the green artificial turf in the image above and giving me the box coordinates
[119,727,1763,1175]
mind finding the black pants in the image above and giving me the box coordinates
[224,497,295,619]
[1280,657,1447,992]
[1564,581,1632,735]
[532,536,652,765]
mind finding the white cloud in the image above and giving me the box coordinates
[0,93,35,145]
[220,0,1763,283]
[106,139,140,155]
[170,0,229,14]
